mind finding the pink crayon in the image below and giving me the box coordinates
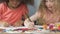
[49,24,54,30]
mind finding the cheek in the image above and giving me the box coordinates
[45,2,54,6]
[45,3,48,6]
[50,3,54,6]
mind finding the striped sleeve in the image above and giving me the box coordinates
[0,3,3,20]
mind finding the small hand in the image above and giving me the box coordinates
[24,20,34,29]
[28,22,35,29]
[0,20,9,27]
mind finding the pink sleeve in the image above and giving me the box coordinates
[0,3,3,20]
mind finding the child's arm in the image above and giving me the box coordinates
[24,11,41,28]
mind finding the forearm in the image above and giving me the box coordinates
[30,14,39,21]
[24,11,40,27]
[29,11,40,21]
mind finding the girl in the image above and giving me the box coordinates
[24,0,60,28]
[0,0,28,27]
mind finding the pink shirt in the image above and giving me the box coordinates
[42,11,60,24]
[0,3,28,25]
[29,11,60,24]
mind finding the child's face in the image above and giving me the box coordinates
[45,0,55,10]
[9,0,21,7]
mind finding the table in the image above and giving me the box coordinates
[0,26,60,34]
[0,32,60,34]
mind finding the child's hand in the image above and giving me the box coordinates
[13,21,23,27]
[0,21,9,27]
[24,19,34,29]
[28,22,35,29]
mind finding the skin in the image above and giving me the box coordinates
[45,0,55,11]
[24,0,58,28]
[8,0,22,8]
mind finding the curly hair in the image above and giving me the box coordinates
[39,0,60,12]
[36,0,60,25]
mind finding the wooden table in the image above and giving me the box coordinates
[0,32,60,34]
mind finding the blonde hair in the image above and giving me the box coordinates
[39,0,60,13]
[37,0,60,25]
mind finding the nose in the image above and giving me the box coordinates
[47,2,51,6]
